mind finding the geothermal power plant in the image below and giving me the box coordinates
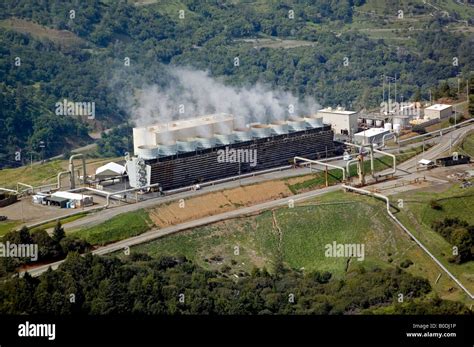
[126,113,335,190]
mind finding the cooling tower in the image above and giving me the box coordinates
[269,121,289,135]
[233,128,253,142]
[287,117,308,132]
[304,116,324,128]
[251,124,272,139]
[158,141,177,157]
[176,139,198,153]
[215,133,236,145]
[192,136,217,149]
[136,145,160,160]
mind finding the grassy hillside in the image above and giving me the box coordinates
[393,182,474,297]
[125,189,471,303]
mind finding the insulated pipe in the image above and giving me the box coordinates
[381,132,396,148]
[373,148,396,176]
[342,184,474,300]
[344,142,396,177]
[105,183,160,208]
[57,171,70,189]
[344,142,375,178]
[69,154,87,189]
[346,158,359,178]
[294,156,346,181]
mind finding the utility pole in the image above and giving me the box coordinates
[39,141,45,163]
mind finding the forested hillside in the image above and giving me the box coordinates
[1,0,473,167]
[0,253,469,315]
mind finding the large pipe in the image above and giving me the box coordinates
[57,171,70,189]
[346,158,359,178]
[294,156,346,181]
[381,132,396,148]
[69,154,87,189]
[342,184,474,300]
[344,142,396,177]
[105,183,160,208]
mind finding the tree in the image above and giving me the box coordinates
[52,220,65,243]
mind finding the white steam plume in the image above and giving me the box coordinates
[130,67,320,128]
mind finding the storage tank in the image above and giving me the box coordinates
[375,120,383,127]
[304,116,324,128]
[393,124,401,133]
[176,139,198,153]
[384,122,392,131]
[287,117,308,132]
[136,145,160,160]
[251,124,272,139]
[269,121,289,135]
[215,133,236,145]
[233,128,253,142]
[366,119,374,126]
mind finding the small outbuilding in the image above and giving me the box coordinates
[95,162,126,179]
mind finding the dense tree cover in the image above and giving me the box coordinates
[0,253,468,315]
[97,124,133,158]
[0,0,472,166]
[0,223,91,277]
[432,217,474,264]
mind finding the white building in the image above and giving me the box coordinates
[51,191,93,207]
[316,107,359,137]
[424,104,452,120]
[354,128,390,145]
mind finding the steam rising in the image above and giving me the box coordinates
[130,67,320,128]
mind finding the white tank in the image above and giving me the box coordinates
[215,133,236,145]
[251,124,272,138]
[233,128,253,142]
[136,145,160,159]
[269,121,289,135]
[393,124,401,133]
[375,120,383,127]
[287,117,308,132]
[384,122,392,131]
[366,119,374,126]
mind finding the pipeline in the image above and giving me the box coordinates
[294,156,346,181]
[342,184,474,300]
[69,154,87,189]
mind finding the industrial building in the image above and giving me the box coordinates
[127,114,335,190]
[316,107,359,137]
[354,128,390,145]
[424,104,453,120]
[33,191,94,208]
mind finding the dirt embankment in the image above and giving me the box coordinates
[148,180,293,227]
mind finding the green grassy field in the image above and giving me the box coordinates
[0,220,21,237]
[72,209,154,246]
[456,132,474,157]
